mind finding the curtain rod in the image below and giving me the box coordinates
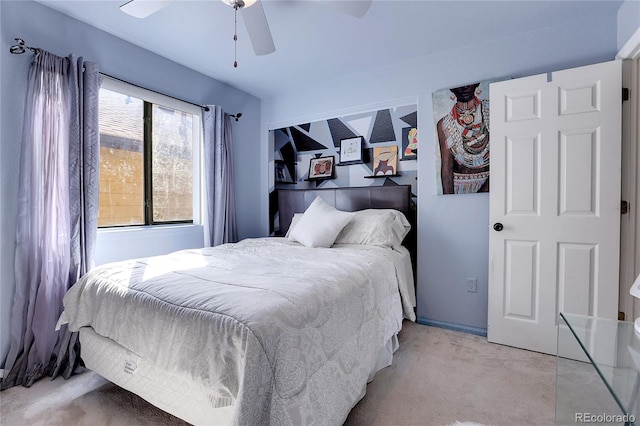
[100,72,213,112]
[9,37,242,121]
[9,38,39,55]
[102,73,243,121]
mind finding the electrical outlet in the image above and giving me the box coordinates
[466,278,477,293]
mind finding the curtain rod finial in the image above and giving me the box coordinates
[10,37,39,55]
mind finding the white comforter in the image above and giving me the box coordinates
[59,238,415,425]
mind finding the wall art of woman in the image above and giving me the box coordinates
[434,82,491,195]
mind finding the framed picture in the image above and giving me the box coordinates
[433,79,502,194]
[401,127,418,160]
[308,156,335,180]
[339,136,363,165]
[373,146,398,176]
[274,160,295,184]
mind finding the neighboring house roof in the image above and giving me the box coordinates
[99,88,193,158]
[99,88,143,152]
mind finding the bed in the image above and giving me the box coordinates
[58,185,417,425]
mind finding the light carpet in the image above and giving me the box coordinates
[0,322,556,426]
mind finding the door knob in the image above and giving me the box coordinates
[493,223,504,231]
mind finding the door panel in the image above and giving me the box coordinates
[504,240,539,319]
[505,90,542,122]
[559,82,601,115]
[488,60,621,354]
[506,134,540,215]
[558,242,597,316]
[559,128,598,216]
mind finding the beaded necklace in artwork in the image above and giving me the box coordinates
[443,97,490,169]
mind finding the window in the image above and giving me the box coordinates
[98,77,201,227]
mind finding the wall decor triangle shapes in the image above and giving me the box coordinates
[369,109,396,143]
[399,111,418,128]
[274,128,292,151]
[327,118,357,147]
[290,127,328,152]
[345,116,373,140]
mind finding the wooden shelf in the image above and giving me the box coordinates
[304,177,335,182]
[364,174,401,179]
[336,161,364,166]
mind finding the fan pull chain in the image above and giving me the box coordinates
[233,5,238,68]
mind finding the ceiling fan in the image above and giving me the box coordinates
[119,0,372,60]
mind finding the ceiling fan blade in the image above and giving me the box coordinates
[240,1,276,56]
[120,0,172,18]
[315,0,372,18]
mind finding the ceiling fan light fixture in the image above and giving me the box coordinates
[221,0,257,9]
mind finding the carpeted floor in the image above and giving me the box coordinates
[0,322,556,426]
[343,321,555,426]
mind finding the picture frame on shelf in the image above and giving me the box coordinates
[307,156,335,180]
[274,160,295,184]
[339,136,364,165]
[373,145,399,176]
[401,127,418,160]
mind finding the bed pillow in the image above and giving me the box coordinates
[287,197,355,248]
[334,209,411,248]
[388,209,412,245]
[284,213,303,238]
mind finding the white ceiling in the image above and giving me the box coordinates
[35,0,623,99]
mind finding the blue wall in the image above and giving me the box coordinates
[0,0,261,359]
[617,0,640,52]
[260,13,620,333]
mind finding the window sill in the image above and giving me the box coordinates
[97,223,201,235]
[95,224,205,266]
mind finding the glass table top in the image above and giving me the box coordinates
[557,313,640,425]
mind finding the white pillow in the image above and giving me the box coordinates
[287,197,355,248]
[334,209,411,248]
[284,213,303,238]
[388,209,412,244]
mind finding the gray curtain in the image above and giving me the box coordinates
[202,106,238,246]
[1,52,101,389]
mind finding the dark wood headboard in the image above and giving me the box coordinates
[277,185,412,236]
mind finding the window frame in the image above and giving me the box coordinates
[99,76,203,228]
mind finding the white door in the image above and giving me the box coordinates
[488,60,622,355]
